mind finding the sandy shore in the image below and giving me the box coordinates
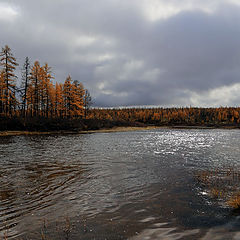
[79,126,161,134]
[0,126,161,137]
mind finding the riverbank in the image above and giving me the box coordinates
[0,126,162,136]
[1,125,240,137]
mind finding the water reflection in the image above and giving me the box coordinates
[0,129,240,239]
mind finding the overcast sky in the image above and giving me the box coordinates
[1,0,240,107]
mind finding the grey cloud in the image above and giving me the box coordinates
[1,0,240,107]
[93,3,240,106]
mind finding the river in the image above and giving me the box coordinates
[0,128,240,239]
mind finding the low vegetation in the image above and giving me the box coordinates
[227,193,240,209]
[195,168,240,209]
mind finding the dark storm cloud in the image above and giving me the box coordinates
[1,0,240,106]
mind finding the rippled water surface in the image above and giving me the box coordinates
[1,129,240,239]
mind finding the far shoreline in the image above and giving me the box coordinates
[0,125,240,137]
[0,126,160,137]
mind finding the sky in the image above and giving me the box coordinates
[1,0,240,107]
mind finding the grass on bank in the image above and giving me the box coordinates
[195,167,240,209]
[227,193,240,209]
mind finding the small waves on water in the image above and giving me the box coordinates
[0,135,87,238]
[1,129,240,239]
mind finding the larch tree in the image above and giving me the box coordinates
[72,80,84,117]
[55,82,64,118]
[37,63,53,117]
[21,57,31,117]
[42,63,54,117]
[0,72,6,114]
[26,83,34,117]
[63,75,72,118]
[0,45,18,116]
[84,89,92,119]
[47,81,55,117]
[30,61,41,117]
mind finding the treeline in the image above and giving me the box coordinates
[89,107,240,127]
[1,45,240,131]
[0,45,91,120]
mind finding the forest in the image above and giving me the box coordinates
[90,107,240,128]
[1,45,240,131]
[0,45,92,131]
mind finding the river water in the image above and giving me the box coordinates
[1,129,240,239]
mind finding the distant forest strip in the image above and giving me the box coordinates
[0,45,240,132]
[3,106,240,131]
[89,107,240,128]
